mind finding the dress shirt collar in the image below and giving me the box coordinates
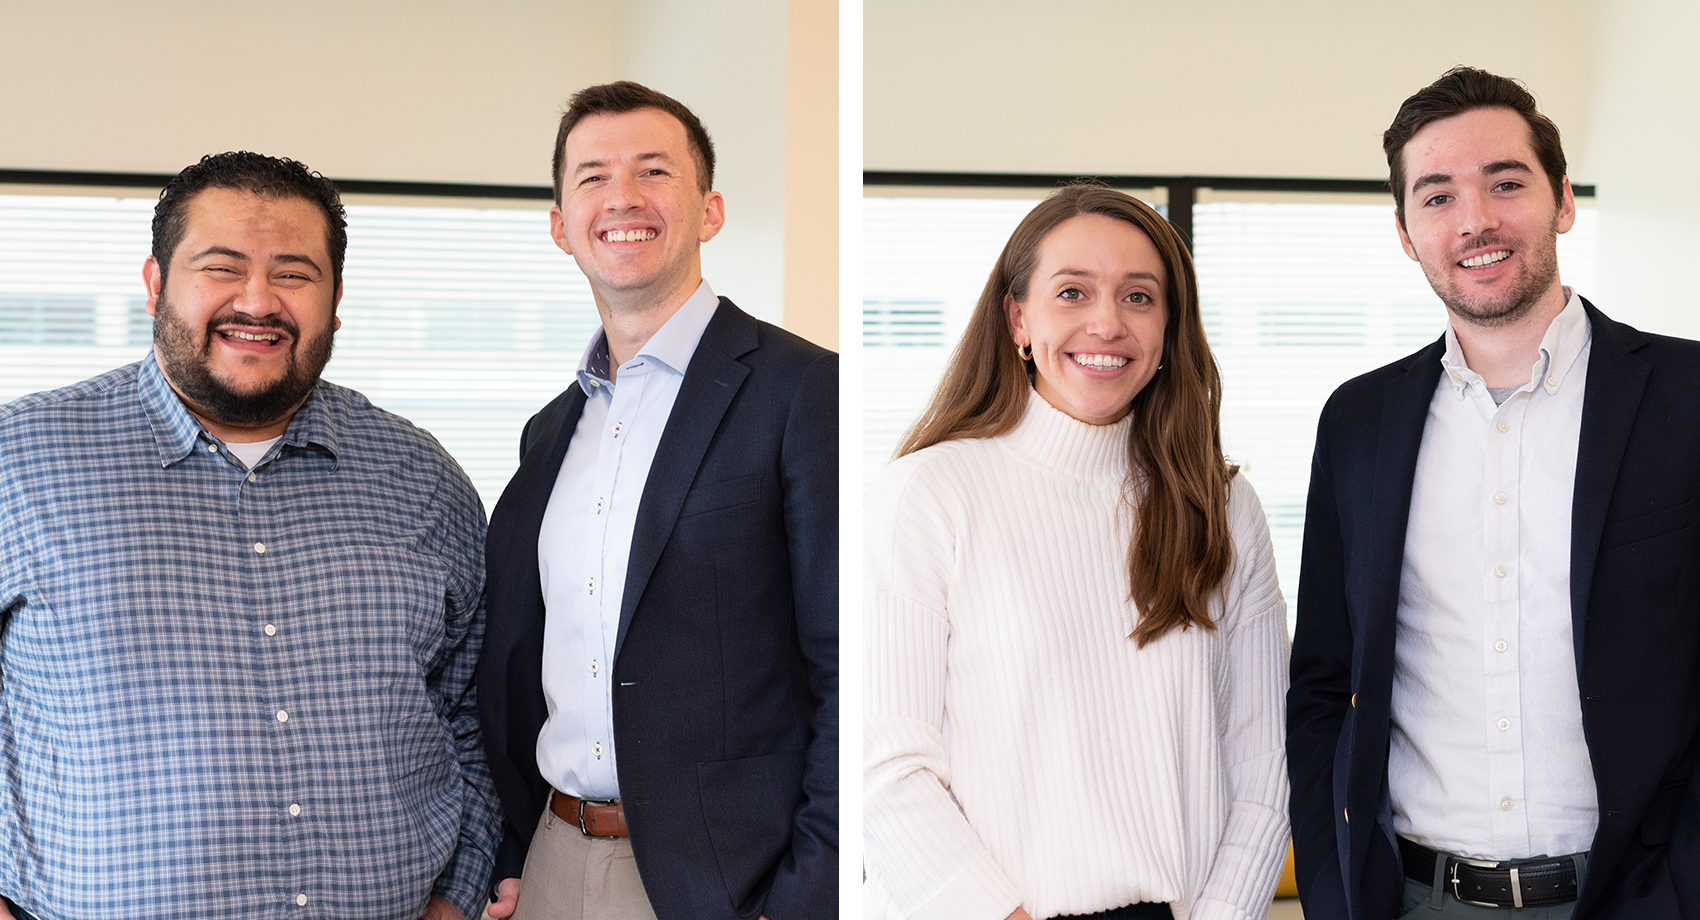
[1439,286,1590,399]
[139,349,339,469]
[576,280,719,392]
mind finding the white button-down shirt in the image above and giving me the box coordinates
[1391,288,1600,860]
[535,281,720,799]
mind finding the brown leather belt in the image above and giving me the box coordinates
[550,788,629,837]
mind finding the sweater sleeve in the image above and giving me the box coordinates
[1188,476,1293,920]
[864,457,1025,920]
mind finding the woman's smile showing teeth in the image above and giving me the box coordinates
[1072,352,1129,370]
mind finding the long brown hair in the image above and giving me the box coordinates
[896,183,1237,646]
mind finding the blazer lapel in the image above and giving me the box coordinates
[489,383,587,625]
[614,299,756,660]
[1569,299,1650,675]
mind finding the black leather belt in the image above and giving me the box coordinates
[1399,836,1579,909]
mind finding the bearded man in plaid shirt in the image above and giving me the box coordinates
[0,152,500,920]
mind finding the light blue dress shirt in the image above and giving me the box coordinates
[535,280,720,799]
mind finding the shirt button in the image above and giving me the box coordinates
[1493,492,1507,505]
[276,710,289,722]
[1495,639,1508,653]
[1497,420,1510,433]
[1493,565,1507,578]
[289,803,301,816]
[594,497,605,511]
[1547,375,1558,387]
[593,742,604,757]
[611,421,624,436]
[254,542,267,554]
[1501,797,1515,811]
[589,660,599,675]
[296,893,308,907]
[247,472,257,482]
[264,624,277,637]
[586,577,596,593]
[206,443,219,453]
[1497,718,1511,731]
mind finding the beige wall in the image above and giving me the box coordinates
[866,0,1700,337]
[0,0,838,339]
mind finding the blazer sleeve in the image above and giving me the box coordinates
[1286,402,1354,920]
[760,351,841,920]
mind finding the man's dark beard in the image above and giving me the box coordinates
[153,293,335,428]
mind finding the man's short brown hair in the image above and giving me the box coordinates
[1384,66,1567,229]
[551,81,716,203]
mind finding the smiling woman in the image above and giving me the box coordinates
[865,183,1291,920]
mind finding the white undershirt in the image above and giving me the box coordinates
[224,436,282,469]
[1390,288,1599,860]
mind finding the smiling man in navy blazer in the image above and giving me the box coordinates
[476,82,837,920]
[1289,68,1700,919]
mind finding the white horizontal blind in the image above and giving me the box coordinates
[0,194,597,514]
[862,192,1599,631]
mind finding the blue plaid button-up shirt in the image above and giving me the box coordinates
[0,354,500,920]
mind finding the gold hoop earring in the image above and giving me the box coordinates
[1016,342,1032,361]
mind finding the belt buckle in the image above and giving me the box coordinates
[1449,856,1506,908]
[576,796,618,837]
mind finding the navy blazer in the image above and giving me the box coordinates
[1288,300,1700,920]
[477,298,838,920]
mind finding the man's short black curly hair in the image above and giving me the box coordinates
[152,151,348,290]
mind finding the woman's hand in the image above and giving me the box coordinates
[1006,908,1034,920]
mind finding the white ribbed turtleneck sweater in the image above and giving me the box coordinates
[865,391,1290,920]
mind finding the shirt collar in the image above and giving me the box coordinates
[1438,286,1591,398]
[138,349,340,469]
[576,280,719,393]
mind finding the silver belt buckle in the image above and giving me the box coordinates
[576,796,618,837]
[1449,856,1506,908]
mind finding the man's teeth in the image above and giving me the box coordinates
[1461,250,1511,268]
[226,330,280,342]
[1073,353,1129,369]
[603,229,657,242]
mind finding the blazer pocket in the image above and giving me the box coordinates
[1639,778,1689,847]
[1599,500,1696,550]
[696,749,805,913]
[678,473,763,519]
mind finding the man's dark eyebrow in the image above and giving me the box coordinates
[189,247,321,274]
[572,151,673,176]
[1410,172,1452,196]
[1483,159,1535,177]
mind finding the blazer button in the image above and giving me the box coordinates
[1343,807,1349,823]
[1351,693,1356,707]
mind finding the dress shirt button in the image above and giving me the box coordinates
[276,709,289,723]
[264,623,277,637]
[248,472,257,482]
[1497,718,1511,731]
[611,421,624,436]
[1497,420,1510,433]
[1500,797,1514,811]
[296,893,308,907]
[289,803,301,816]
[1495,639,1508,653]
[1547,375,1558,387]
[589,379,600,388]
[586,577,596,593]
[254,542,267,554]
[593,742,604,757]
[589,660,599,675]
[594,497,605,511]
[206,442,219,453]
[1493,492,1507,505]
[1493,564,1507,578]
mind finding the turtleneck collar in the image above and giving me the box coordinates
[1001,387,1133,483]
